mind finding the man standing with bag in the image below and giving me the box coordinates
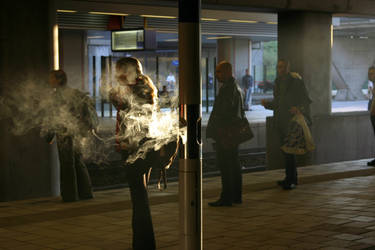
[206,61,250,207]
[261,59,312,190]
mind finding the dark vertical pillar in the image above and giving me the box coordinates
[156,56,159,89]
[93,56,96,102]
[278,11,332,116]
[178,0,202,249]
[100,56,105,117]
[213,57,217,98]
[0,0,59,201]
[263,64,267,82]
[108,56,113,118]
[205,57,209,113]
[253,65,256,93]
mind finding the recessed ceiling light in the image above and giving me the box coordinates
[206,36,232,40]
[57,10,77,13]
[164,39,178,42]
[89,11,128,16]
[141,15,176,19]
[228,19,258,24]
[201,18,219,21]
[87,36,105,39]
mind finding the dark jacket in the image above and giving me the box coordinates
[241,74,253,89]
[206,77,243,141]
[48,86,98,139]
[264,72,312,136]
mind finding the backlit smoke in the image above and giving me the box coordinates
[0,79,183,165]
[0,80,110,163]
[100,80,181,164]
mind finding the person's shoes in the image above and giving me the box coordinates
[367,159,375,166]
[282,183,296,190]
[278,179,298,186]
[208,200,232,207]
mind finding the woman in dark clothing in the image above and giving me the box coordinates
[48,70,95,202]
[109,57,157,250]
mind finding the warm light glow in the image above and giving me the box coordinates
[201,18,219,21]
[53,24,59,70]
[89,11,128,16]
[330,24,333,48]
[140,15,176,19]
[228,19,258,23]
[87,36,105,39]
[57,10,77,13]
[267,21,278,25]
[206,36,232,40]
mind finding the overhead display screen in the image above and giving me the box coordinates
[111,29,145,51]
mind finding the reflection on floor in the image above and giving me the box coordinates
[1,159,375,249]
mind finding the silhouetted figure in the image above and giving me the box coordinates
[48,70,96,202]
[241,68,254,111]
[206,61,243,206]
[109,57,157,250]
[262,59,311,190]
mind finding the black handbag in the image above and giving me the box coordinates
[226,115,254,146]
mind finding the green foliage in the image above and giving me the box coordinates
[262,41,277,81]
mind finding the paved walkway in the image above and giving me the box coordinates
[1,159,375,249]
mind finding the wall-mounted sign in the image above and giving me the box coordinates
[111,28,156,51]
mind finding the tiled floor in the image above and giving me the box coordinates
[1,159,375,249]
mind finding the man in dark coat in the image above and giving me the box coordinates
[206,61,243,206]
[262,59,312,190]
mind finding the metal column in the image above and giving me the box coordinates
[178,0,202,250]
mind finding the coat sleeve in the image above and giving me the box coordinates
[263,80,279,110]
[294,79,312,124]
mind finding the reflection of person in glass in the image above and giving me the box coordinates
[48,70,95,202]
[109,57,157,250]
[166,72,176,95]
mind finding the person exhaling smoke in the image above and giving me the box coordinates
[109,57,158,250]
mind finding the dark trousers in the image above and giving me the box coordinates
[371,115,375,135]
[369,99,373,111]
[57,136,93,202]
[283,152,297,184]
[216,144,242,204]
[279,127,298,185]
[123,155,156,250]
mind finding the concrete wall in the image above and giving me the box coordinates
[332,37,375,100]
[0,0,60,201]
[278,12,332,117]
[266,113,375,169]
[61,29,87,91]
[233,38,251,81]
[217,38,252,82]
